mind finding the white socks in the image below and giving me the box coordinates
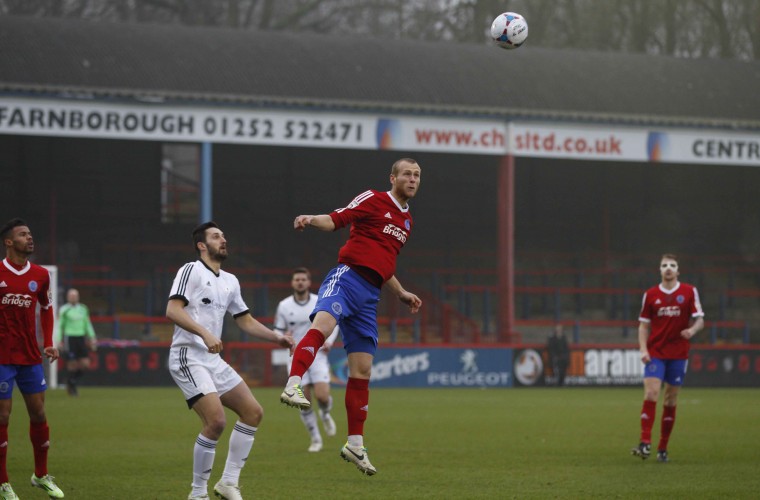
[318,395,333,414]
[300,409,321,443]
[286,376,302,388]
[220,421,257,485]
[192,434,217,496]
[347,434,363,447]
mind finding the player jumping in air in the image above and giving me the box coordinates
[280,158,423,475]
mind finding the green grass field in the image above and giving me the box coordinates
[5,386,760,499]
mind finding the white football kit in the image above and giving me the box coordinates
[168,260,249,406]
[274,293,339,386]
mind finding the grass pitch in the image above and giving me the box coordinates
[6,386,760,499]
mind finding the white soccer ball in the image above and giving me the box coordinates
[490,12,528,50]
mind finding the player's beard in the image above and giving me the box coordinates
[208,247,227,262]
[14,241,33,257]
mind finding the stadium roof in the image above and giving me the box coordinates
[1,15,760,129]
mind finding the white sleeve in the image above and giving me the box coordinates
[227,276,250,318]
[273,302,287,332]
[169,263,196,304]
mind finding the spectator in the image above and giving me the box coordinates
[546,323,570,386]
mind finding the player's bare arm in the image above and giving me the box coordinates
[294,214,335,232]
[638,321,651,363]
[386,275,422,314]
[166,298,223,353]
[681,316,705,339]
[236,313,295,354]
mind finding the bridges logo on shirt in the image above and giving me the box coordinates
[382,224,407,243]
[657,306,681,317]
[1,293,33,308]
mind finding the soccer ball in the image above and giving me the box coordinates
[490,12,528,49]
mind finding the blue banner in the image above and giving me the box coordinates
[329,347,513,388]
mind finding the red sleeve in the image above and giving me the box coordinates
[40,306,54,348]
[38,268,54,347]
[330,190,377,229]
[638,291,651,321]
[690,287,705,317]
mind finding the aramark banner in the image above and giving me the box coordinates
[328,347,513,388]
[3,97,759,164]
[525,346,760,387]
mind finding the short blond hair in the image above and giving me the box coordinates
[391,158,418,176]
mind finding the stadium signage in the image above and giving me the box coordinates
[372,352,430,381]
[329,347,513,388]
[0,97,378,149]
[65,344,760,388]
[577,349,642,385]
[2,97,757,164]
[686,347,760,387]
[509,123,760,166]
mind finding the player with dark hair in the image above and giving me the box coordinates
[631,253,704,463]
[280,158,423,475]
[167,221,294,500]
[274,267,339,453]
[0,218,64,499]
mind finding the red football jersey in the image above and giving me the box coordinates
[638,282,704,360]
[329,189,413,284]
[0,258,52,364]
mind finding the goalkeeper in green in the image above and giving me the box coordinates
[55,288,97,396]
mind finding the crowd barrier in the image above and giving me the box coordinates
[55,342,760,389]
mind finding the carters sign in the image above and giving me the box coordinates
[328,347,513,388]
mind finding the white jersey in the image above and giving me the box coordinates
[274,292,339,386]
[168,260,249,350]
[274,293,339,345]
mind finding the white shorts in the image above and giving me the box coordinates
[287,350,331,386]
[169,346,244,407]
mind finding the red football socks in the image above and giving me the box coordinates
[346,377,370,436]
[639,400,656,444]
[288,329,325,377]
[658,405,677,451]
[29,421,49,478]
[0,424,8,483]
